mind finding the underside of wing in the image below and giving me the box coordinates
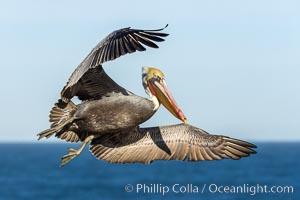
[61,66,130,101]
[61,25,169,101]
[89,124,256,164]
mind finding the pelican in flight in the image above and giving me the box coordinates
[37,26,256,166]
[38,66,188,166]
[38,66,256,166]
[37,26,187,165]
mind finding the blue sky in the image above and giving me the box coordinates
[1,0,299,141]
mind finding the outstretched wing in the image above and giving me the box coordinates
[61,25,169,101]
[89,124,256,164]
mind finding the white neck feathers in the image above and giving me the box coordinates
[150,95,160,111]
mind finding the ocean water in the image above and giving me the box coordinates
[0,142,299,200]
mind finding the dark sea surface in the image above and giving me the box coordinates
[0,142,299,200]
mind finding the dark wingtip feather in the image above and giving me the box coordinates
[226,137,257,148]
[143,24,169,32]
[222,137,257,159]
[243,141,257,149]
[133,33,159,48]
[143,31,169,37]
[161,24,168,30]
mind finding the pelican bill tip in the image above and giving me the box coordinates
[183,119,188,124]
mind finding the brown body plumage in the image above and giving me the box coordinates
[49,93,156,142]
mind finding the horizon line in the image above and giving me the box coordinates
[1,140,300,144]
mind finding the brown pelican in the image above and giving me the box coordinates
[37,25,256,166]
[38,66,256,166]
[38,67,188,166]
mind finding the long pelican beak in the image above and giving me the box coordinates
[148,78,187,124]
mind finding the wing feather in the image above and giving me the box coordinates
[108,39,115,61]
[132,33,159,48]
[138,32,166,42]
[189,145,197,161]
[118,38,126,55]
[143,31,169,37]
[122,36,135,53]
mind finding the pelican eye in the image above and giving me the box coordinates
[153,74,162,82]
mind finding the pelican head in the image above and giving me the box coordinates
[142,67,187,124]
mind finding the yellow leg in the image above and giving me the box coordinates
[60,135,95,167]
